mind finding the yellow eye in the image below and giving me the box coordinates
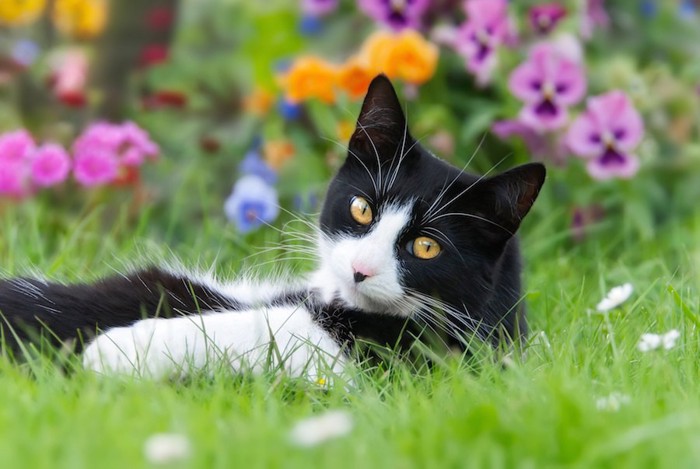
[410,236,441,260]
[350,196,373,225]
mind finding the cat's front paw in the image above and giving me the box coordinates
[82,319,160,377]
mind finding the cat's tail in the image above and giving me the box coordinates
[0,267,239,354]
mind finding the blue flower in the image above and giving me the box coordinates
[299,15,323,36]
[239,149,277,184]
[224,175,279,233]
[278,99,302,121]
[11,40,40,67]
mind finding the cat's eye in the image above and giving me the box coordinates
[408,236,442,260]
[350,196,373,225]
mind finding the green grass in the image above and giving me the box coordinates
[1,187,699,468]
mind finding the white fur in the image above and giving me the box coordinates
[310,204,411,313]
[83,305,346,380]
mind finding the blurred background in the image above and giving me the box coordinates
[0,0,699,258]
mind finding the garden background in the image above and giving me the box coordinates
[1,0,700,467]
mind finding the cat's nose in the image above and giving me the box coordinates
[352,262,374,283]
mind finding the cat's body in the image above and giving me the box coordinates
[0,76,545,379]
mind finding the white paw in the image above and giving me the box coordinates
[82,319,160,376]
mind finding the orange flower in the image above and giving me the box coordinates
[282,57,337,104]
[336,58,375,100]
[263,140,295,170]
[243,87,275,116]
[360,30,439,85]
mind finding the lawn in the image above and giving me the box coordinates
[1,181,699,468]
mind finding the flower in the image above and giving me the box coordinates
[289,410,354,447]
[358,0,429,31]
[48,48,88,108]
[143,433,192,465]
[360,30,438,85]
[142,90,188,110]
[0,0,46,26]
[30,144,71,187]
[53,0,107,39]
[11,40,40,67]
[0,130,36,164]
[301,0,338,17]
[299,15,323,36]
[596,283,633,312]
[638,329,680,352]
[570,204,605,242]
[243,87,275,116]
[240,148,277,185]
[508,43,586,132]
[454,0,514,85]
[145,6,174,31]
[529,3,567,35]
[263,139,295,170]
[281,56,337,104]
[139,44,169,68]
[278,99,302,120]
[0,162,29,198]
[73,122,159,186]
[596,393,630,412]
[336,58,375,100]
[567,91,644,180]
[224,175,279,233]
[581,0,609,39]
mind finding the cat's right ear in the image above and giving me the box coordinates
[348,75,411,159]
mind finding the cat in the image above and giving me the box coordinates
[0,75,545,380]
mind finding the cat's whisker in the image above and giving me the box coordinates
[321,136,380,197]
[356,120,384,195]
[428,212,514,236]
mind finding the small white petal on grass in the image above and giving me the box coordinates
[637,329,681,352]
[596,283,634,312]
[289,410,354,447]
[596,392,631,412]
[144,433,192,465]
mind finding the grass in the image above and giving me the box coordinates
[1,181,699,468]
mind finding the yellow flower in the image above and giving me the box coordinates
[281,56,337,104]
[360,30,439,85]
[336,58,375,101]
[53,0,107,39]
[243,87,275,116]
[0,0,46,27]
[336,120,355,143]
[263,140,295,170]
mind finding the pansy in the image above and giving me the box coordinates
[358,0,429,31]
[360,30,439,85]
[240,147,277,185]
[567,91,644,180]
[580,0,609,39]
[337,58,375,100]
[529,3,567,35]
[281,56,337,104]
[224,175,279,233]
[595,283,633,313]
[508,43,586,132]
[454,0,514,85]
[30,143,71,187]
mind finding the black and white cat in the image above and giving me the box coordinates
[0,76,545,380]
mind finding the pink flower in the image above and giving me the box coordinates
[508,43,586,132]
[529,3,567,35]
[48,48,88,108]
[0,130,36,163]
[302,0,338,17]
[567,91,644,180]
[0,161,29,198]
[74,150,119,187]
[455,0,515,85]
[492,119,568,164]
[581,0,609,39]
[30,143,71,187]
[358,0,429,31]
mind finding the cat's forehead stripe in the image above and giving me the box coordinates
[370,204,412,241]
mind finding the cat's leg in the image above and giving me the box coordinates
[81,305,347,381]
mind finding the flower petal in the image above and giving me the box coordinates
[567,112,604,158]
[586,152,640,180]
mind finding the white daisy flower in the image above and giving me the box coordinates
[289,410,354,447]
[596,392,631,412]
[596,283,634,312]
[637,329,681,352]
[144,433,192,465]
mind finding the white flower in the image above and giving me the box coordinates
[596,283,634,312]
[637,329,681,352]
[596,392,630,412]
[144,433,192,465]
[289,410,354,447]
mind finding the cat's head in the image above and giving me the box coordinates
[314,75,545,338]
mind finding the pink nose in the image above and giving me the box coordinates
[352,263,375,283]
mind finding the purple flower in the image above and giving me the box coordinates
[0,130,36,164]
[454,0,514,85]
[240,149,277,185]
[492,119,567,164]
[224,175,280,233]
[30,143,71,187]
[0,161,29,198]
[581,0,609,39]
[301,0,338,17]
[358,0,429,31]
[278,99,302,120]
[508,43,586,132]
[529,3,567,35]
[567,91,644,180]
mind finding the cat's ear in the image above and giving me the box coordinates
[470,163,546,241]
[349,74,410,158]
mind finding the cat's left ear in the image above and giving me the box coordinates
[471,163,546,240]
[349,74,411,159]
